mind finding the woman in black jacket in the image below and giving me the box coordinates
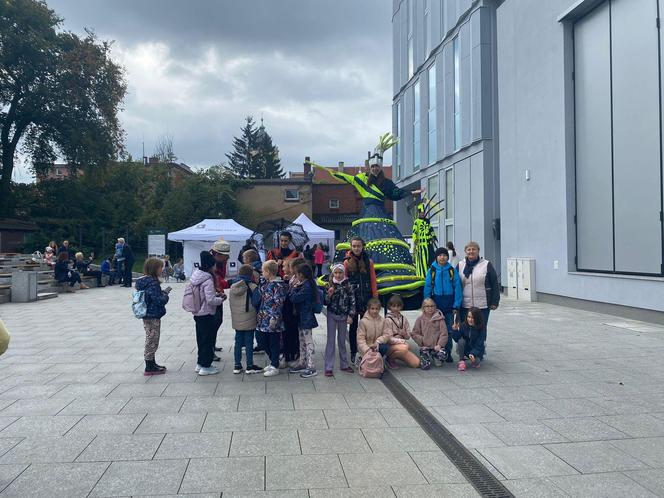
[54,252,87,292]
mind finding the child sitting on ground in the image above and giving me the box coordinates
[357,297,392,361]
[324,263,356,376]
[254,260,287,377]
[452,307,486,371]
[412,298,449,370]
[383,294,420,369]
[229,264,263,375]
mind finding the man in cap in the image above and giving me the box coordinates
[210,239,231,357]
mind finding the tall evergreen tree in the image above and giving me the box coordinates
[256,119,284,179]
[225,116,260,179]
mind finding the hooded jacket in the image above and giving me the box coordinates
[357,312,391,356]
[324,278,356,317]
[423,261,462,311]
[384,311,411,341]
[190,268,224,316]
[451,323,487,360]
[412,310,448,349]
[135,276,169,319]
[289,279,319,330]
[229,275,257,331]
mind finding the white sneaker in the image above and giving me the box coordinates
[198,366,219,376]
[263,364,272,372]
[195,364,202,373]
[263,366,279,377]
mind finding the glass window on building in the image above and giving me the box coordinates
[445,225,454,247]
[413,80,421,170]
[408,0,414,78]
[453,37,461,150]
[445,167,454,221]
[396,100,402,180]
[428,64,437,165]
[427,174,440,233]
[424,0,431,57]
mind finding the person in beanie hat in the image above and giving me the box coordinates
[323,263,356,376]
[423,246,462,362]
[210,239,231,357]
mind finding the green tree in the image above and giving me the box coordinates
[0,0,127,215]
[256,120,284,179]
[225,116,260,179]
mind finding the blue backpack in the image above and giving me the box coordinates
[131,289,147,319]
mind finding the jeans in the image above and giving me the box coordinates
[123,261,133,286]
[59,271,81,287]
[255,330,267,351]
[325,312,350,371]
[234,330,255,367]
[441,310,456,357]
[194,314,216,368]
[266,332,281,368]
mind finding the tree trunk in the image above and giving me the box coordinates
[0,150,15,217]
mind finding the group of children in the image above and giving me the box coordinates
[136,246,488,377]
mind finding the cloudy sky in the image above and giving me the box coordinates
[14,0,394,180]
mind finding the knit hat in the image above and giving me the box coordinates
[211,239,231,255]
[435,247,449,258]
[199,251,216,270]
[330,263,345,274]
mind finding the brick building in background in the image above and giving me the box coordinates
[294,160,394,242]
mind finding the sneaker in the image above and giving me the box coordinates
[264,366,280,377]
[245,365,263,374]
[324,370,333,377]
[300,369,318,378]
[195,364,202,373]
[233,365,243,374]
[289,364,307,374]
[457,361,467,372]
[263,364,272,372]
[340,366,354,373]
[386,358,398,369]
[198,366,219,376]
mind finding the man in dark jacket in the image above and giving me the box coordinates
[122,242,135,287]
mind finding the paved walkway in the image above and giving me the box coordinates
[0,283,663,497]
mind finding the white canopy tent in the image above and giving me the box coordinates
[291,213,335,269]
[168,219,254,279]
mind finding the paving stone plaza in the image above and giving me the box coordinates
[1,284,664,497]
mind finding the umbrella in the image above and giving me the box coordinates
[252,219,309,252]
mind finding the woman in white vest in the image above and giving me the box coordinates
[456,241,500,326]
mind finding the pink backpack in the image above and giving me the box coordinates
[358,350,384,378]
[182,282,203,314]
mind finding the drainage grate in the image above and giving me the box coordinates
[381,371,514,498]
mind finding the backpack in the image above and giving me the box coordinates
[131,289,147,319]
[182,282,204,314]
[430,266,455,292]
[313,287,325,314]
[358,349,384,378]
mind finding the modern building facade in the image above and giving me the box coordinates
[392,0,500,268]
[394,0,664,317]
[496,0,664,315]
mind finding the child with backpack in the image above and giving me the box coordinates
[324,263,356,377]
[412,298,449,370]
[288,263,320,378]
[255,260,287,377]
[135,258,172,376]
[423,247,462,362]
[187,251,226,376]
[229,264,263,375]
[282,257,305,368]
[452,307,486,371]
[356,297,391,376]
[383,294,420,369]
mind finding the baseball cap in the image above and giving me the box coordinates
[211,239,231,255]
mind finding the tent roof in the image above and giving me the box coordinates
[292,213,334,238]
[168,219,253,242]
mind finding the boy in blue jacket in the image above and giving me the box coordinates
[423,247,462,362]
